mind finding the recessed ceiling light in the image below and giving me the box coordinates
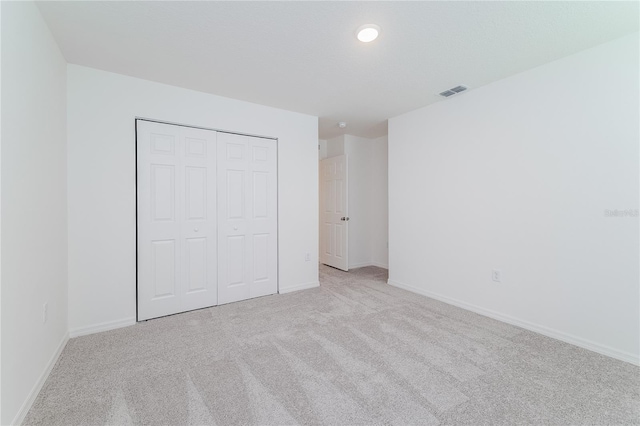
[356,24,380,43]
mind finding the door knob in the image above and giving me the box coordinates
[194,228,199,232]
[233,226,238,230]
[340,217,345,221]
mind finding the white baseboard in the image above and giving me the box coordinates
[12,332,69,426]
[69,317,136,338]
[388,279,640,366]
[279,281,320,294]
[349,261,388,270]
[348,261,373,269]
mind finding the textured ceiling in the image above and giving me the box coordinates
[37,1,639,139]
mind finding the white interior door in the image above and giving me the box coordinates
[320,155,348,271]
[217,132,278,304]
[137,120,217,320]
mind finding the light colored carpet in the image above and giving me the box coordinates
[24,265,639,425]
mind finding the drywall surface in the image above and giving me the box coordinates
[1,2,68,424]
[325,135,345,159]
[389,33,639,363]
[344,135,374,268]
[370,136,389,268]
[318,139,327,160]
[67,65,318,334]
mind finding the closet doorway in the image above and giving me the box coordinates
[136,119,278,321]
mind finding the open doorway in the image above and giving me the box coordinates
[318,135,389,272]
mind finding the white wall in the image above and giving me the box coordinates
[370,136,389,268]
[325,135,345,159]
[321,135,388,269]
[1,4,3,422]
[1,2,69,424]
[344,135,375,268]
[318,139,327,160]
[67,65,318,334]
[389,33,639,364]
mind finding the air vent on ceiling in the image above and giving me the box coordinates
[439,85,468,98]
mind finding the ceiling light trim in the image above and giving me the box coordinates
[356,24,380,43]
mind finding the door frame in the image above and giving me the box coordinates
[134,117,280,321]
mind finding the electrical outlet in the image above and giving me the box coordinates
[43,303,48,324]
[492,269,502,283]
[305,252,311,262]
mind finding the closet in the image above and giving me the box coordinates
[136,120,278,321]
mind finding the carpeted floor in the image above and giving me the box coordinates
[24,265,639,425]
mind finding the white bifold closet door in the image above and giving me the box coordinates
[137,120,277,321]
[217,132,278,305]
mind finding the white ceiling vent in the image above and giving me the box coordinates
[439,85,468,98]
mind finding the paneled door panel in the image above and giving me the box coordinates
[137,120,217,320]
[217,132,278,305]
[180,126,217,313]
[151,240,177,298]
[185,237,207,293]
[320,155,348,271]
